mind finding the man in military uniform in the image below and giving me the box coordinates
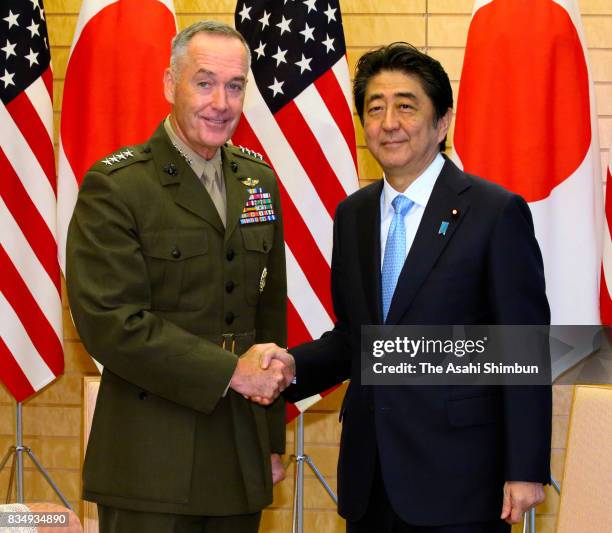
[66,21,293,533]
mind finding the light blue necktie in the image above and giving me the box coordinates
[381,195,414,322]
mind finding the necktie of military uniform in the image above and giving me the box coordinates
[381,195,414,322]
[202,168,226,227]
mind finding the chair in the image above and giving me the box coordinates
[555,385,612,532]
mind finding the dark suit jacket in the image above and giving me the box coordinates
[286,157,552,526]
[67,124,287,515]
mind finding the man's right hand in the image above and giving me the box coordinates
[229,343,292,405]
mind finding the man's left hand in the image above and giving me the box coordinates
[500,481,545,524]
[271,453,286,485]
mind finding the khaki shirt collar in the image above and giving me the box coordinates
[164,116,222,182]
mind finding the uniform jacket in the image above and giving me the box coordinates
[286,157,552,526]
[67,123,287,515]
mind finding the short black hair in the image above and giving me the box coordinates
[354,42,453,152]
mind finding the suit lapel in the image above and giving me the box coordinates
[357,181,384,324]
[151,125,225,234]
[386,159,471,325]
[222,147,251,243]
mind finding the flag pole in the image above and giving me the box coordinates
[16,402,24,502]
[0,402,72,509]
[291,412,338,533]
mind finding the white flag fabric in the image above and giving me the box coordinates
[454,0,602,328]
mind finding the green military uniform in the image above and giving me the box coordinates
[66,123,287,525]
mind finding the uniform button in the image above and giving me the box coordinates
[262,242,268,252]
[225,281,235,293]
[226,249,235,261]
[139,391,148,400]
[171,247,181,259]
[225,312,235,325]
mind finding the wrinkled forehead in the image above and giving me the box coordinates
[176,33,250,76]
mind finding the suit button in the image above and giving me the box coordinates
[226,249,235,261]
[225,312,235,325]
[139,391,148,400]
[171,247,181,259]
[225,281,235,293]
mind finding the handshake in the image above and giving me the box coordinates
[229,343,296,405]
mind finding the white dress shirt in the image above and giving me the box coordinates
[380,153,445,268]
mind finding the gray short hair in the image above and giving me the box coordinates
[170,21,251,77]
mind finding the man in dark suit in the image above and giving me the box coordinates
[67,21,293,533]
[281,43,552,532]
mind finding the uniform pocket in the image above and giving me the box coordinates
[141,230,208,310]
[241,225,274,305]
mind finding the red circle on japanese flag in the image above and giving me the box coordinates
[61,0,174,184]
[454,0,591,202]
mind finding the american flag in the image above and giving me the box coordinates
[0,0,63,401]
[233,0,359,419]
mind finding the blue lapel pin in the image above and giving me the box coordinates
[438,221,450,236]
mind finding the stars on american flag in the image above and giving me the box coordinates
[299,22,315,43]
[254,40,266,59]
[322,33,335,53]
[258,10,271,29]
[2,40,17,59]
[295,54,312,74]
[268,77,284,96]
[238,4,252,22]
[3,11,20,29]
[1,0,51,101]
[272,46,288,66]
[235,0,345,112]
[303,0,317,13]
[0,69,15,87]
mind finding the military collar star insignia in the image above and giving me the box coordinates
[171,143,193,166]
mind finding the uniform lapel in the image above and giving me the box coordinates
[357,181,384,324]
[222,147,251,242]
[151,124,225,234]
[385,159,471,324]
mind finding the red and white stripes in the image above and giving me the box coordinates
[233,55,357,419]
[236,57,358,345]
[0,64,63,401]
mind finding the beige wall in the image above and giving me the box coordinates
[0,0,610,531]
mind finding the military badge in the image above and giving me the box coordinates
[239,187,277,224]
[240,177,260,187]
[259,267,267,293]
